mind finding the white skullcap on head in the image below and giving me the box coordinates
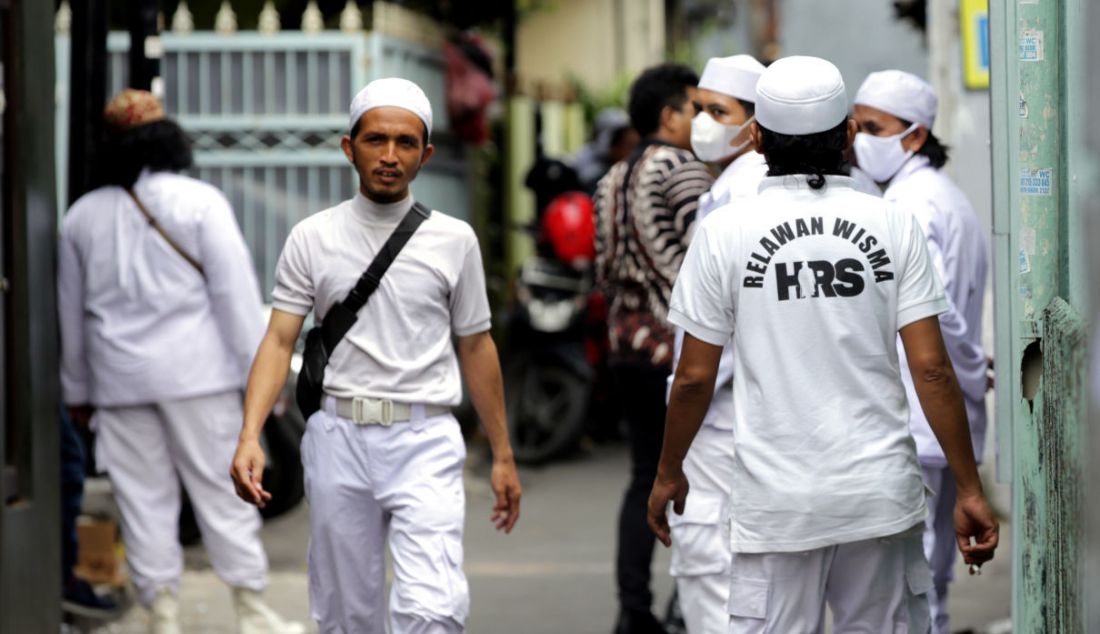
[755,56,848,135]
[854,70,938,128]
[348,77,433,137]
[698,54,765,103]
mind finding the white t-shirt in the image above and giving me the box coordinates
[669,175,948,553]
[272,193,491,407]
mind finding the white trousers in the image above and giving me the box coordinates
[94,390,268,607]
[920,466,957,634]
[670,425,734,634]
[726,528,932,634]
[302,403,469,634]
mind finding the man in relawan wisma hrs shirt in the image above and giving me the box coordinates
[647,56,999,632]
[230,78,522,634]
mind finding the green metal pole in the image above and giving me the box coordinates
[993,0,1091,628]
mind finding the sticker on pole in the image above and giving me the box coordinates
[1019,30,1044,61]
[1019,168,1052,196]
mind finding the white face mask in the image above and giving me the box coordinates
[691,112,754,163]
[852,123,919,182]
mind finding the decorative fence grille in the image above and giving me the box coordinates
[56,29,468,301]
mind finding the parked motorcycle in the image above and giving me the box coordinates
[503,190,604,464]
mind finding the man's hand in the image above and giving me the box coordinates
[230,438,272,509]
[954,490,999,571]
[67,405,95,428]
[489,458,522,533]
[647,468,689,547]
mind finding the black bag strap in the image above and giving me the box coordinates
[320,200,431,349]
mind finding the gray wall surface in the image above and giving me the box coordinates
[777,0,993,235]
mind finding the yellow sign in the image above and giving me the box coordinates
[961,0,990,89]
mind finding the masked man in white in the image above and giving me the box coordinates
[230,78,522,634]
[853,70,990,634]
[647,56,999,632]
[665,53,766,634]
[58,90,302,634]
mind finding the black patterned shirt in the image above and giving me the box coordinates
[594,140,713,369]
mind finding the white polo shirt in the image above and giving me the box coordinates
[272,193,491,407]
[669,175,947,553]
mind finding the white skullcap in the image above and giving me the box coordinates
[698,54,765,103]
[854,70,938,128]
[755,56,848,135]
[348,77,433,137]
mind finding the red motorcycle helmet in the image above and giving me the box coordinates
[539,191,596,269]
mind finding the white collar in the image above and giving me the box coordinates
[351,192,414,225]
[758,174,856,194]
[884,154,933,193]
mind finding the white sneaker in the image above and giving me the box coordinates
[150,589,181,634]
[232,587,306,634]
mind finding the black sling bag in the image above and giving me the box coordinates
[296,201,431,417]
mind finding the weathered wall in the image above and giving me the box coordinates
[990,0,1092,628]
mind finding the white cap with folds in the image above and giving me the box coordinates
[348,77,433,137]
[755,56,848,135]
[698,54,766,103]
[854,69,938,128]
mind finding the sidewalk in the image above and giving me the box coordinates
[87,445,1011,633]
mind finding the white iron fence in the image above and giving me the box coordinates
[56,11,469,301]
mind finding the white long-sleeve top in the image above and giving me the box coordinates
[887,156,989,466]
[667,151,768,430]
[58,171,266,407]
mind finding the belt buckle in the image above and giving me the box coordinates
[352,397,393,426]
[379,399,394,426]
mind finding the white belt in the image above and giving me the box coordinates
[326,395,449,426]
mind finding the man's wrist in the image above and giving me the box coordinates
[491,447,515,465]
[238,422,263,443]
[656,460,684,482]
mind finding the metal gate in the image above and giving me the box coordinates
[56,29,468,301]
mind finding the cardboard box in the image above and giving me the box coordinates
[73,516,127,587]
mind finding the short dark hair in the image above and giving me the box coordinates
[898,117,950,168]
[628,64,699,137]
[737,98,756,118]
[91,119,194,190]
[758,118,851,190]
[349,118,430,147]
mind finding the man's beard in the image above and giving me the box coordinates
[352,148,417,203]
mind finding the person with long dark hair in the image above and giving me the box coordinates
[648,56,998,632]
[854,69,990,634]
[57,89,303,634]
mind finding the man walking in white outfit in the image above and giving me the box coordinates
[230,77,522,634]
[58,90,302,634]
[647,56,999,632]
[666,54,766,634]
[854,70,991,634]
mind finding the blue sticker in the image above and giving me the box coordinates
[1019,30,1044,62]
[1020,168,1052,196]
